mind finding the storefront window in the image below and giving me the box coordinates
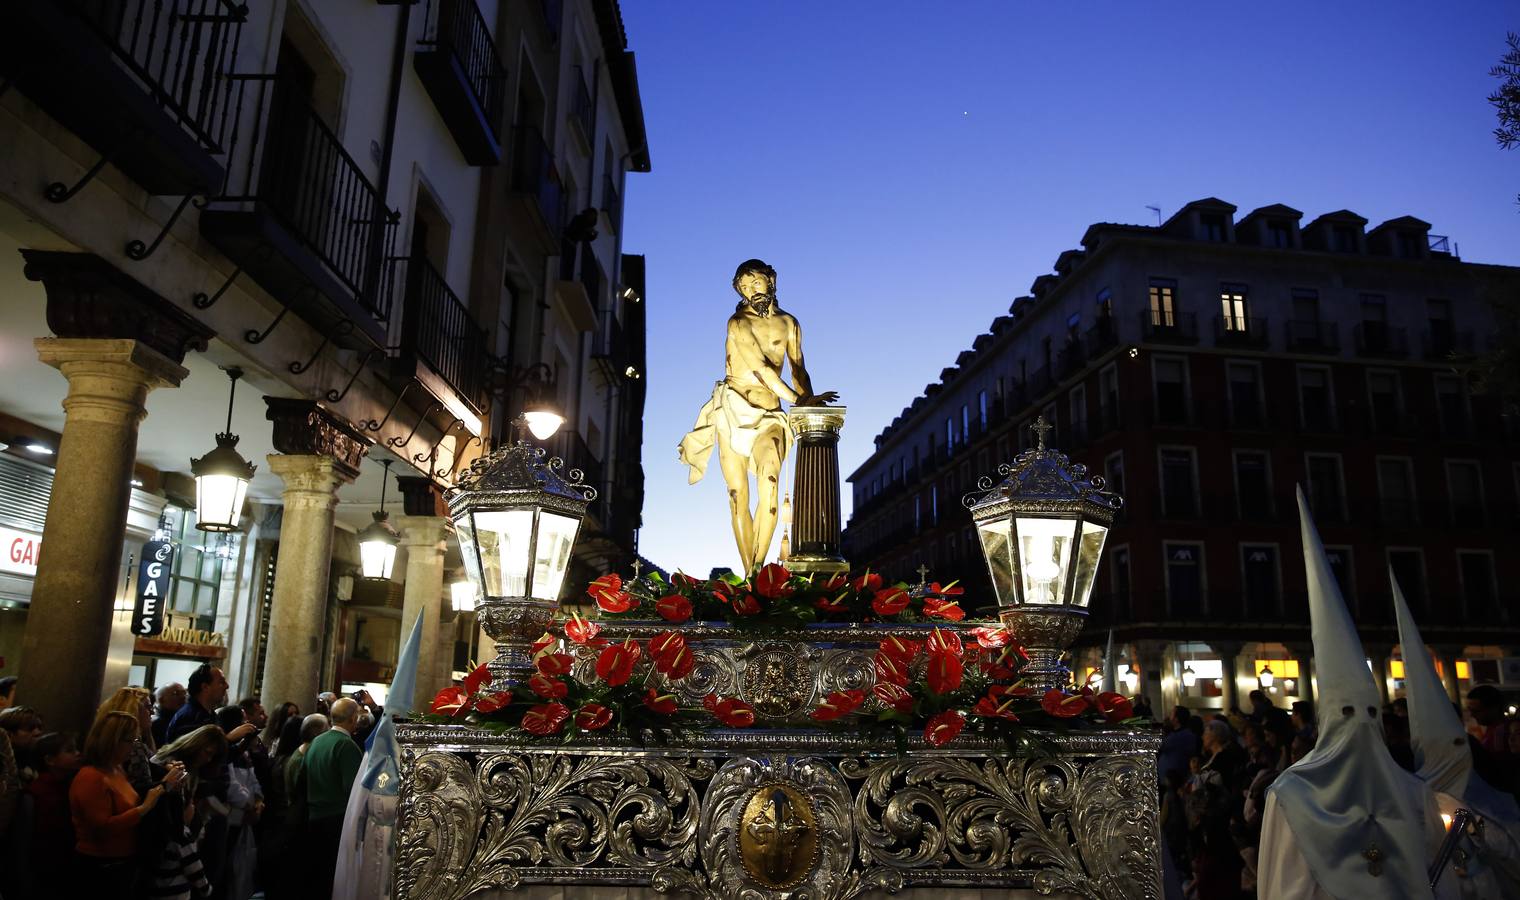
[166,508,226,632]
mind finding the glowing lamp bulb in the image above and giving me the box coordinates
[1258,665,1275,688]
[1182,664,1198,688]
[522,410,564,441]
[1025,533,1060,582]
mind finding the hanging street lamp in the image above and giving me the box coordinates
[448,435,594,688]
[967,416,1123,693]
[357,458,400,580]
[1182,663,1199,689]
[191,367,256,532]
[450,578,478,613]
[1258,663,1276,689]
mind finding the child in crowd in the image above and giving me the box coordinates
[151,797,212,900]
[26,731,81,881]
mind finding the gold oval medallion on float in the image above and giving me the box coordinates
[738,782,818,889]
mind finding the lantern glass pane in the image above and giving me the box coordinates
[454,513,483,596]
[976,518,1016,605]
[531,511,579,601]
[1015,516,1075,605]
[1070,521,1109,608]
[359,538,397,580]
[450,580,477,612]
[195,473,247,532]
[474,509,534,597]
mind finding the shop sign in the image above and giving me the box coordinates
[0,526,42,577]
[133,538,174,637]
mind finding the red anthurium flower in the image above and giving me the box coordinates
[810,689,866,722]
[655,594,693,622]
[753,563,793,600]
[969,625,1010,649]
[521,702,570,735]
[926,627,963,657]
[1003,680,1040,698]
[710,696,756,728]
[528,673,567,700]
[651,633,695,681]
[702,693,719,713]
[673,572,699,590]
[927,581,964,597]
[595,641,641,687]
[822,572,849,591]
[463,663,493,696]
[649,631,686,661]
[878,636,921,664]
[871,586,911,617]
[564,615,602,645]
[474,691,514,715]
[871,681,915,714]
[730,593,762,616]
[922,597,965,622]
[535,652,574,677]
[1041,690,1090,718]
[926,652,965,694]
[851,572,883,593]
[814,593,849,614]
[430,685,470,717]
[874,651,910,687]
[971,685,1021,720]
[1094,691,1134,723]
[531,633,557,656]
[588,573,629,608]
[575,703,613,731]
[924,709,966,747]
[644,689,678,715]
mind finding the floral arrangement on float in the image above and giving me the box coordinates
[425,562,1140,745]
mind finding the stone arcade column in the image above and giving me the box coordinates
[259,399,370,711]
[396,477,452,705]
[17,252,211,734]
[1286,641,1316,707]
[1366,643,1393,706]
[1435,645,1462,702]
[1214,641,1243,713]
[784,406,848,575]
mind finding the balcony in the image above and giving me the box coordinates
[592,309,629,381]
[1421,327,1475,360]
[0,0,246,196]
[601,172,623,235]
[1140,310,1199,344]
[553,242,601,333]
[1084,318,1120,357]
[1284,320,1339,354]
[1213,315,1269,349]
[551,429,605,522]
[414,0,507,165]
[1057,340,1087,378]
[508,125,564,251]
[388,256,489,412]
[201,77,398,349]
[1352,322,1409,358]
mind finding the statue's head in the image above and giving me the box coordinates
[732,259,777,304]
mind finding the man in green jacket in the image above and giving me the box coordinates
[303,696,361,899]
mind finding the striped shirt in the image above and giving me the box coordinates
[148,826,211,899]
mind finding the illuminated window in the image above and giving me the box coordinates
[1148,279,1177,327]
[1220,285,1248,331]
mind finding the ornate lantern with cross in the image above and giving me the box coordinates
[965,416,1123,693]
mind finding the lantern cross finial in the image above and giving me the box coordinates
[916,564,930,584]
[1032,416,1053,450]
[631,558,643,578]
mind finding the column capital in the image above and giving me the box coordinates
[35,338,189,426]
[396,514,450,551]
[23,250,212,364]
[265,398,372,482]
[267,454,347,510]
[397,476,449,517]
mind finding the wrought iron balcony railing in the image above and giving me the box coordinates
[1284,319,1339,353]
[2,0,248,195]
[510,125,564,240]
[1352,322,1409,358]
[415,0,507,165]
[388,256,488,411]
[1214,315,1269,348]
[1140,310,1199,344]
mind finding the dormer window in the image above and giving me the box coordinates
[1200,213,1227,242]
[1333,225,1358,253]
[1396,231,1421,259]
[1267,221,1292,248]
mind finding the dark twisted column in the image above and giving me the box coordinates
[785,406,848,575]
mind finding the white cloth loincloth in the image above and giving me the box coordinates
[678,381,794,484]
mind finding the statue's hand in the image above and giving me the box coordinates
[796,391,839,406]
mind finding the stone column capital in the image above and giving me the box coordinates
[396,514,450,552]
[267,454,347,510]
[265,398,372,482]
[36,337,188,427]
[396,476,449,517]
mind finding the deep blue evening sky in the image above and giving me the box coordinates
[619,1,1520,578]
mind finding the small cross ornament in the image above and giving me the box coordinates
[916,564,930,584]
[1031,416,1053,450]
[630,559,643,579]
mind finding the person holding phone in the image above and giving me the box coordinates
[71,710,186,892]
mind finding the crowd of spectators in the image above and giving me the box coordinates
[0,669,379,899]
[1157,685,1520,899]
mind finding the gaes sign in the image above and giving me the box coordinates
[133,538,174,637]
[0,526,42,577]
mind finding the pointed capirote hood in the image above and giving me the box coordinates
[1103,629,1117,694]
[1265,488,1436,898]
[1391,570,1520,826]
